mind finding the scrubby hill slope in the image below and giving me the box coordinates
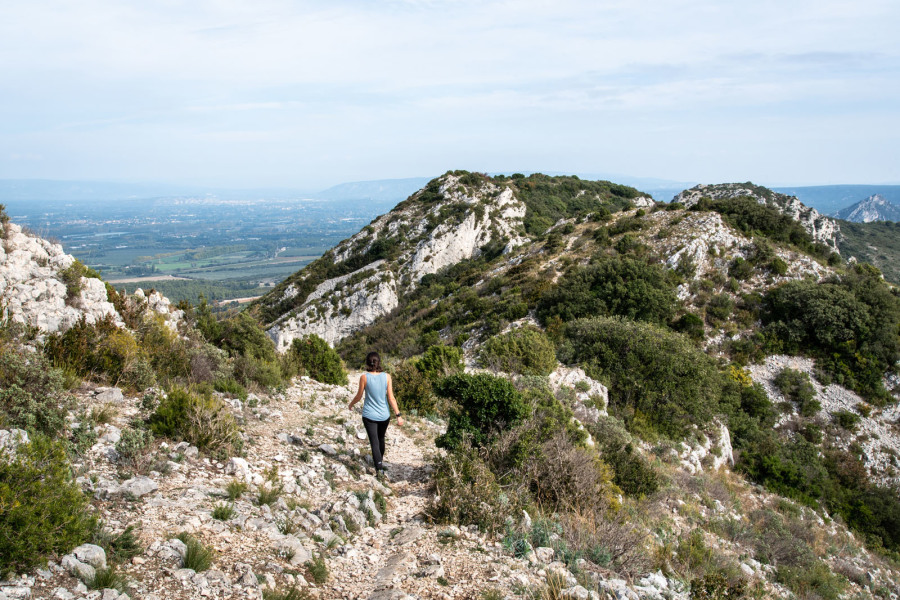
[3,181,900,600]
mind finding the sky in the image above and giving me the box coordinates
[1,0,899,189]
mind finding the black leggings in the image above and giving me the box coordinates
[362,417,390,470]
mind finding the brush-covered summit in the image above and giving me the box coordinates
[250,171,650,349]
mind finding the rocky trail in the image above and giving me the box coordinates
[13,374,531,600]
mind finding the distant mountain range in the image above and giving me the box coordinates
[832,194,900,223]
[773,184,900,216]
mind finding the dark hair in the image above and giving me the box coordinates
[365,352,381,372]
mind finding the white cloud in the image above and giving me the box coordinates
[0,0,898,186]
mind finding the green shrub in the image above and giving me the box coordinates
[435,374,528,450]
[114,427,154,472]
[225,479,248,500]
[479,328,557,376]
[263,587,314,600]
[705,294,734,324]
[760,267,900,401]
[690,571,748,599]
[672,313,705,341]
[87,566,127,591]
[0,349,71,436]
[0,435,96,575]
[590,417,660,498]
[290,335,348,385]
[773,368,819,416]
[148,387,241,455]
[417,344,464,380]
[833,410,860,431]
[560,317,724,439]
[776,562,846,600]
[428,445,512,534]
[59,259,102,305]
[390,359,435,414]
[176,532,213,572]
[728,258,753,281]
[212,502,236,521]
[92,524,142,565]
[537,257,676,326]
[44,316,156,391]
[306,554,329,584]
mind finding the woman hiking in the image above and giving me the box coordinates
[348,351,403,477]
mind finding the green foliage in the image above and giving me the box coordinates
[45,316,156,391]
[148,387,241,455]
[417,344,464,380]
[306,554,329,584]
[58,259,103,305]
[694,194,835,261]
[838,219,900,285]
[92,524,142,565]
[435,374,528,450]
[0,435,96,575]
[760,265,900,401]
[176,532,213,572]
[289,335,348,385]
[114,427,154,471]
[537,257,677,326]
[291,334,347,385]
[728,257,753,281]
[672,313,705,341]
[87,567,127,591]
[479,327,557,376]
[212,502,236,521]
[832,410,860,431]
[590,417,660,498]
[501,173,640,236]
[263,587,314,600]
[560,317,724,439]
[690,571,748,600]
[225,479,248,500]
[0,349,71,436]
[773,368,820,416]
[428,444,513,534]
[775,563,846,600]
[390,359,435,414]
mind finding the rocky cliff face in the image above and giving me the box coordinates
[675,182,841,251]
[0,221,121,334]
[262,173,530,351]
[0,220,182,337]
[833,194,900,223]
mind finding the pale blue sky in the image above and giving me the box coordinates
[1,0,898,188]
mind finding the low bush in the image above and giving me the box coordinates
[0,348,71,436]
[44,316,156,391]
[560,317,724,439]
[390,359,435,414]
[290,335,348,385]
[590,417,660,498]
[176,532,213,572]
[0,435,96,575]
[114,427,155,473]
[760,266,900,402]
[479,328,557,376]
[92,524,142,564]
[833,410,860,431]
[306,554,329,584]
[537,257,677,326]
[148,387,241,456]
[428,444,513,534]
[417,344,464,380]
[773,368,819,416]
[435,373,528,450]
[87,567,127,592]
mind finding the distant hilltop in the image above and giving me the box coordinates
[832,193,900,223]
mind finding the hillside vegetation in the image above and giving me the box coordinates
[2,180,900,600]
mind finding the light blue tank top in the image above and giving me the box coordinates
[362,372,390,421]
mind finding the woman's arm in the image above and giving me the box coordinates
[386,374,404,426]
[347,374,366,410]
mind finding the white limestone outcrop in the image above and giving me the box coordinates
[0,222,120,334]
